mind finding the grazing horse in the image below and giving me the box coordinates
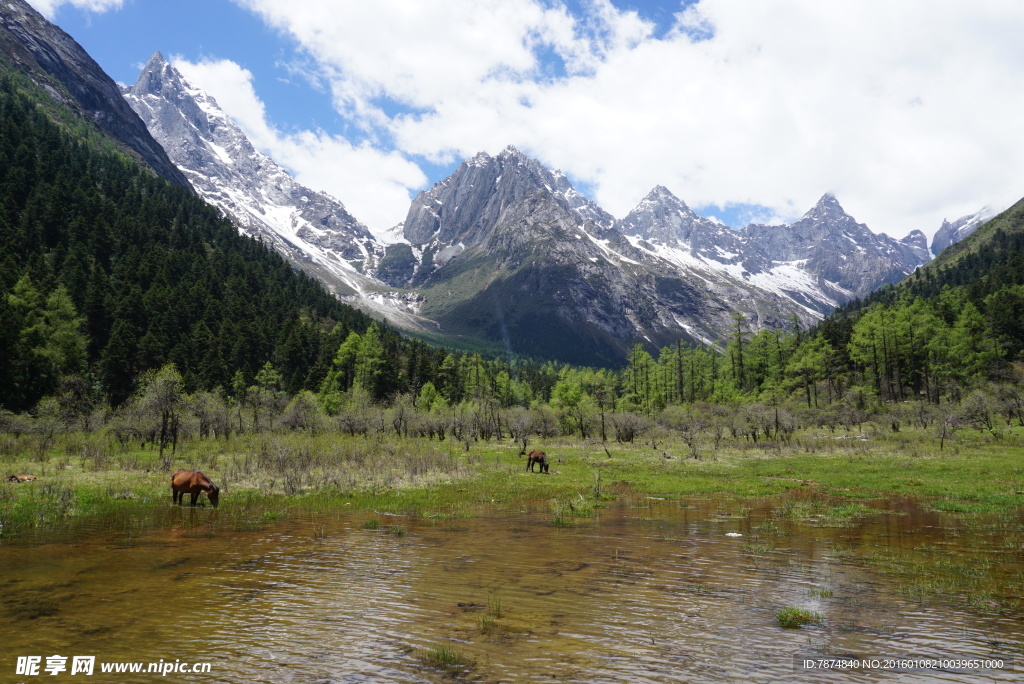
[6,474,37,482]
[171,469,220,507]
[526,449,549,473]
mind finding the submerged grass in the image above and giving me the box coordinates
[773,500,875,527]
[862,549,1020,611]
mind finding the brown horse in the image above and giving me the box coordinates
[526,449,549,473]
[171,469,220,507]
[6,474,37,482]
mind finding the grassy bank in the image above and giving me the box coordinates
[2,423,1023,540]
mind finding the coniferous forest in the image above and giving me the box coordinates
[0,71,428,412]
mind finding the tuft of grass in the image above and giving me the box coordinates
[418,644,473,674]
[478,613,496,633]
[753,520,789,536]
[390,525,407,537]
[809,588,834,598]
[487,594,503,619]
[777,606,823,629]
[361,518,381,530]
[774,501,873,527]
[743,543,773,553]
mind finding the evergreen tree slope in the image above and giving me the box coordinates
[0,71,388,409]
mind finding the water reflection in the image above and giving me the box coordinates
[1,497,1019,682]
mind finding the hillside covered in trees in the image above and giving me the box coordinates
[0,66,434,412]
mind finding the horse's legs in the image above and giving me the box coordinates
[190,492,197,506]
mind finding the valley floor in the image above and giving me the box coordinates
[2,425,1021,539]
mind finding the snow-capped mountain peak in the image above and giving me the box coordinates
[615,185,745,260]
[123,53,435,327]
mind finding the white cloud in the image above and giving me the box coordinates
[225,0,1024,238]
[173,57,426,231]
[26,0,123,19]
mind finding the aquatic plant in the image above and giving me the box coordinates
[418,643,473,674]
[488,594,503,619]
[743,543,773,553]
[478,613,495,633]
[776,607,823,628]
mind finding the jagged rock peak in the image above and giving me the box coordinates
[131,51,182,96]
[802,193,849,221]
[899,229,931,262]
[464,145,527,167]
[902,229,927,246]
[500,144,526,159]
[641,185,689,208]
[123,54,379,293]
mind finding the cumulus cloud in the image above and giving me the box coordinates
[173,57,426,232]
[222,0,1024,237]
[26,0,123,19]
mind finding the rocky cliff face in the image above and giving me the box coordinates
[0,0,190,189]
[393,146,613,284]
[405,186,719,364]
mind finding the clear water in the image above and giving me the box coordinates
[1,497,1019,682]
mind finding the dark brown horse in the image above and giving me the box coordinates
[171,469,220,507]
[526,449,549,473]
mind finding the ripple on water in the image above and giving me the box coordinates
[0,499,1020,682]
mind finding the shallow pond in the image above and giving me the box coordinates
[1,495,1021,682]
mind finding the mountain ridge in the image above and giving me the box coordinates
[117,52,989,365]
[0,1,191,189]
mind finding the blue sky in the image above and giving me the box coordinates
[31,0,1024,236]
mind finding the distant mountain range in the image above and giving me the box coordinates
[121,49,994,363]
[2,0,992,365]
